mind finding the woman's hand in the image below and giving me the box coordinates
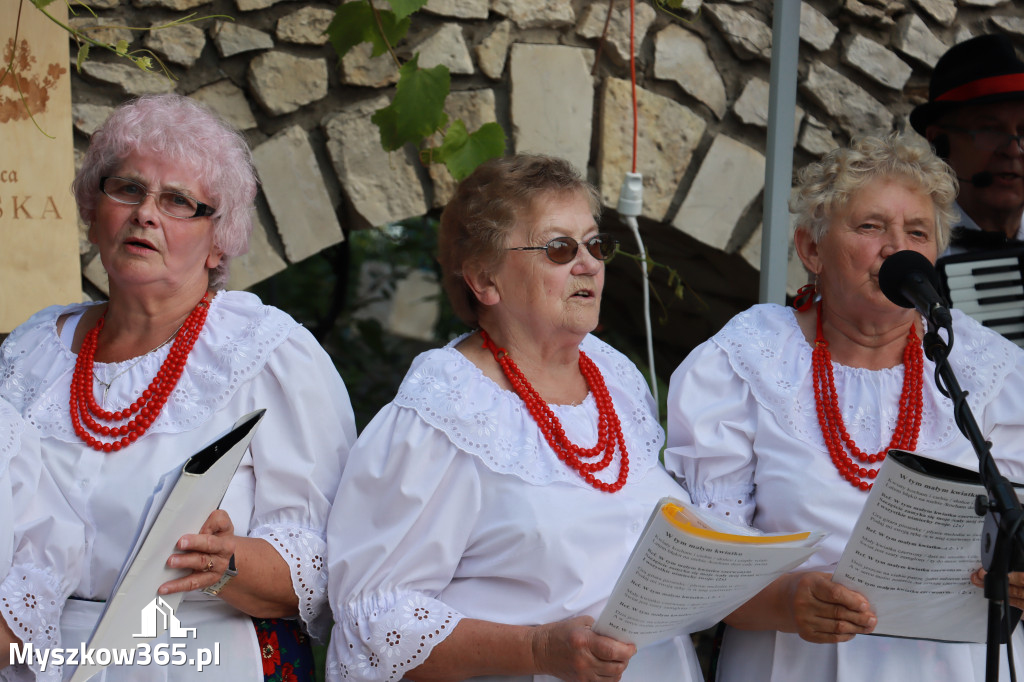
[158,510,237,595]
[786,571,877,643]
[971,568,1024,613]
[530,616,636,682]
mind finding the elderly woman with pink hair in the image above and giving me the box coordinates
[0,94,357,681]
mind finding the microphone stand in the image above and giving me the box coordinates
[922,320,1024,682]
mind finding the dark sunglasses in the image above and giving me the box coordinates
[506,234,618,264]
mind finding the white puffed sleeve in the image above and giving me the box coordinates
[0,405,83,682]
[243,327,357,643]
[664,340,760,526]
[325,405,473,682]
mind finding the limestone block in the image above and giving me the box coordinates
[510,44,594,176]
[226,212,287,290]
[675,0,703,13]
[893,14,947,69]
[68,18,133,48]
[428,89,499,208]
[955,26,975,45]
[705,4,772,61]
[248,52,328,116]
[842,0,897,27]
[424,0,489,20]
[83,253,109,296]
[276,7,334,46]
[991,16,1024,37]
[323,96,428,227]
[653,24,726,119]
[72,103,114,137]
[252,126,344,263]
[799,114,838,157]
[83,0,119,7]
[739,223,762,272]
[341,43,399,87]
[576,1,657,66]
[800,3,838,52]
[81,61,177,96]
[189,79,258,131]
[411,23,474,75]
[959,0,1009,5]
[911,0,956,26]
[211,21,273,58]
[475,20,512,80]
[599,78,706,222]
[842,34,912,91]
[671,135,765,252]
[236,0,290,10]
[802,62,893,137]
[133,0,208,9]
[733,77,804,140]
[490,0,575,29]
[388,269,441,342]
[144,22,206,67]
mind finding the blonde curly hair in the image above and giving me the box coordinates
[790,133,959,253]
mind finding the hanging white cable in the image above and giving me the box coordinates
[617,172,658,417]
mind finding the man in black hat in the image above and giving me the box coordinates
[911,33,1024,255]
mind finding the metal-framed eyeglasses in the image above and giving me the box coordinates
[100,176,216,219]
[506,234,618,264]
[941,125,1024,154]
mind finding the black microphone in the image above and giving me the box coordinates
[957,171,994,188]
[878,250,953,330]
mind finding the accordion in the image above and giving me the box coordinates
[936,245,1024,348]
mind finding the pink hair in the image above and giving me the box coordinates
[73,94,259,289]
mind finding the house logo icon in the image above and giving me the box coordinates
[133,597,197,639]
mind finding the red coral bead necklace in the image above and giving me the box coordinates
[479,329,629,492]
[811,300,923,491]
[69,292,211,453]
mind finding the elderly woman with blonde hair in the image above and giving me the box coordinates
[0,94,357,681]
[665,133,1024,681]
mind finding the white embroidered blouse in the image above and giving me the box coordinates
[665,303,1024,682]
[325,333,704,682]
[0,398,83,682]
[0,291,357,680]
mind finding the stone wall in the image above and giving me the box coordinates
[65,0,1024,367]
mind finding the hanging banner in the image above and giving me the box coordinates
[1,0,80,333]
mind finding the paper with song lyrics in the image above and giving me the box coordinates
[834,449,1024,643]
[593,497,824,647]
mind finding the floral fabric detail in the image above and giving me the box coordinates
[392,333,663,489]
[328,591,462,682]
[712,304,1019,455]
[0,291,298,442]
[252,523,330,644]
[0,566,64,682]
[254,617,314,682]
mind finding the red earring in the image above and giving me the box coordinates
[792,283,816,311]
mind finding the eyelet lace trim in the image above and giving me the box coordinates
[0,564,64,681]
[392,333,663,488]
[328,591,462,682]
[713,304,1017,454]
[0,291,299,441]
[252,523,330,644]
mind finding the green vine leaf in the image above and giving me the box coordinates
[114,39,129,56]
[389,0,430,21]
[435,120,506,182]
[371,55,449,151]
[29,0,59,8]
[76,42,90,71]
[325,1,409,60]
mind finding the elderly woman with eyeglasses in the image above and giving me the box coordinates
[0,94,357,681]
[324,154,703,682]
